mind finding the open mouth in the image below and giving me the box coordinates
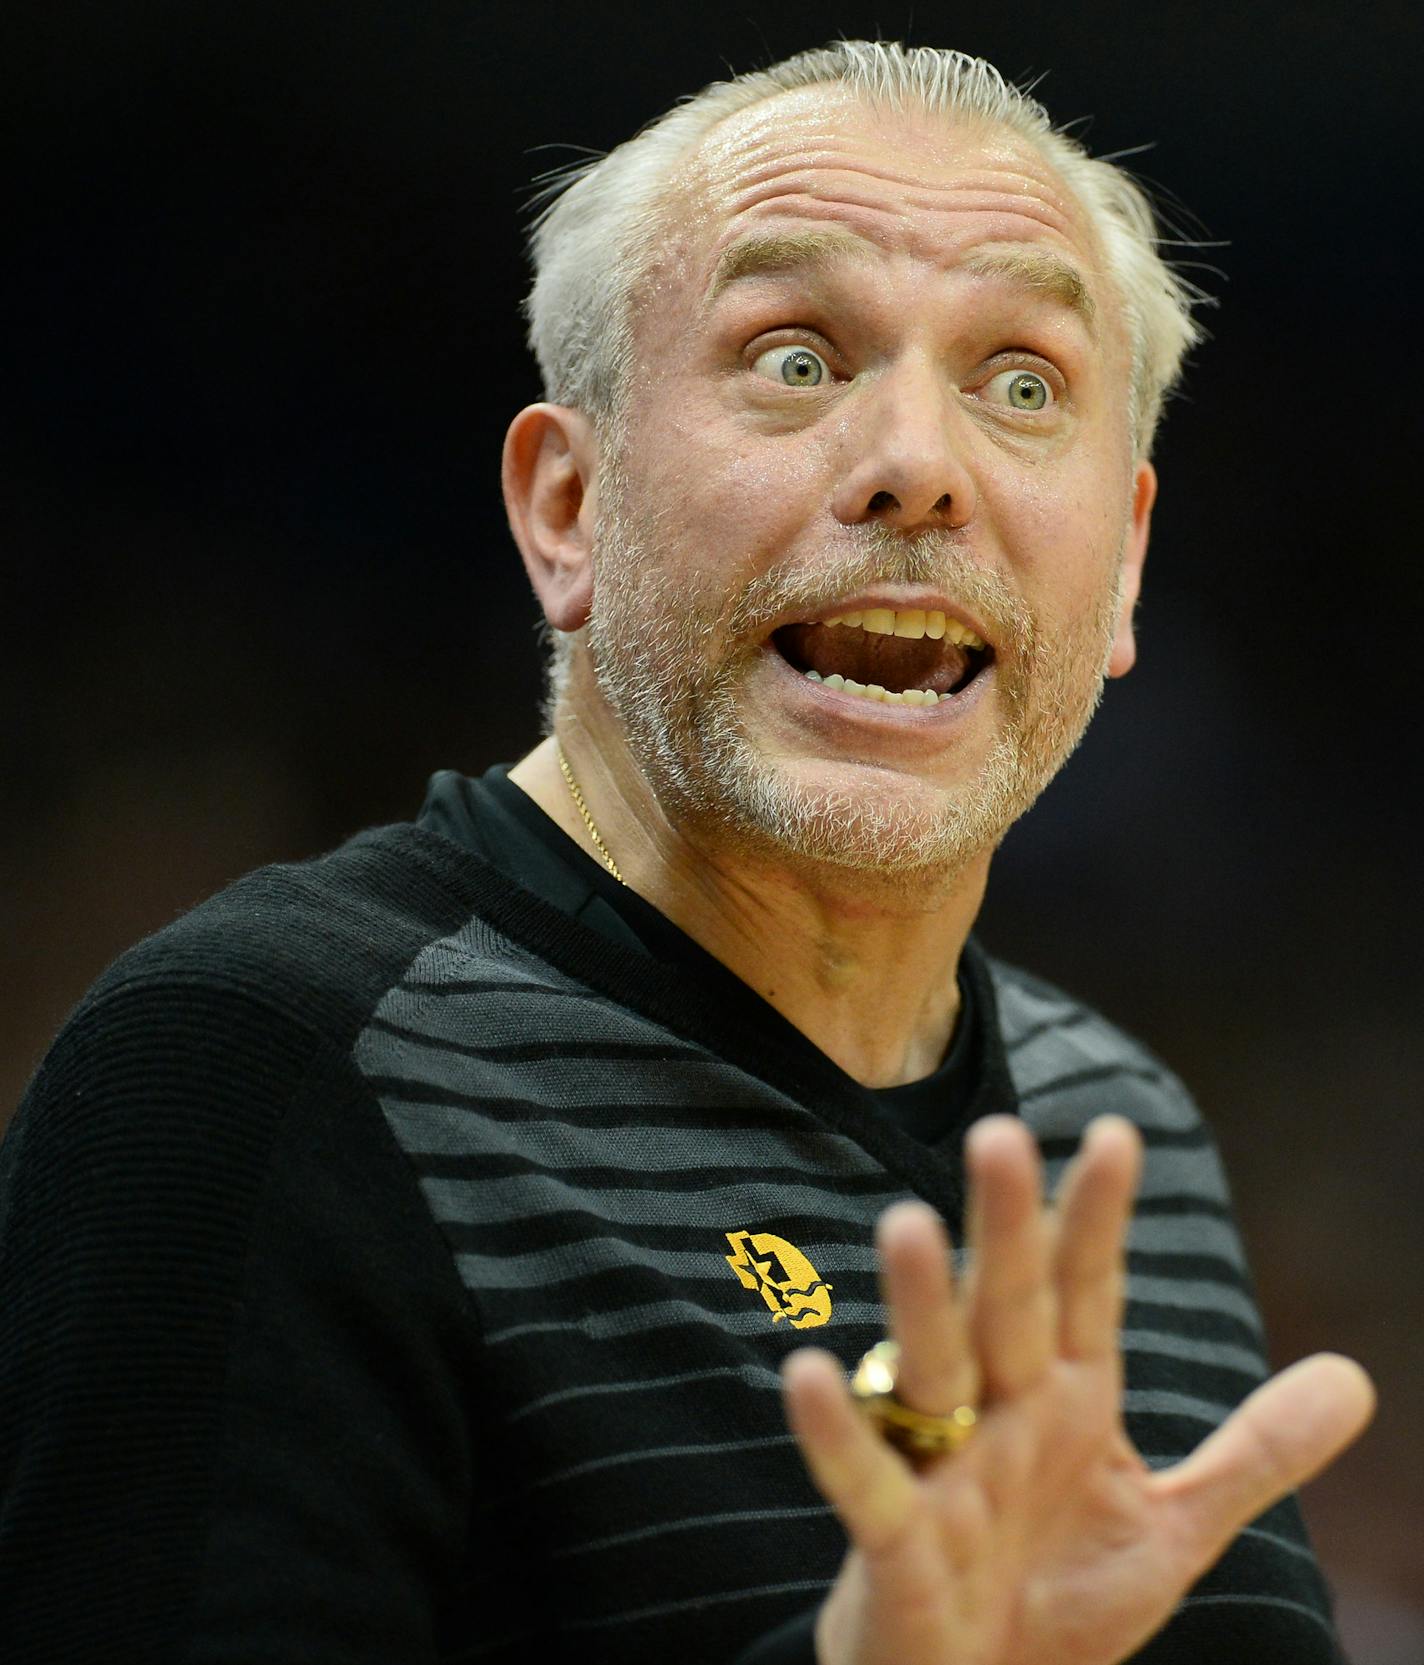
[771,606,994,707]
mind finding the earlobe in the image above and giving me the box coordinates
[502,403,601,633]
[1106,460,1157,679]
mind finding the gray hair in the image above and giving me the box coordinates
[520,40,1208,720]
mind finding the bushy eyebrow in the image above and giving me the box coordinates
[959,247,1097,336]
[704,228,1097,337]
[704,228,875,306]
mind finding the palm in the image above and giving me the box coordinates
[784,1117,1373,1665]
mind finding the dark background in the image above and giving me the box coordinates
[4,1,1420,1651]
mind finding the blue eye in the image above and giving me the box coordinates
[985,369,1052,411]
[753,345,828,388]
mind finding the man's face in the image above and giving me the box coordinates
[581,89,1149,880]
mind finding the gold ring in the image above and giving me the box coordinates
[850,1340,977,1464]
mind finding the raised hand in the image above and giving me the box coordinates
[781,1114,1374,1665]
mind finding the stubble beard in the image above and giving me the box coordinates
[581,457,1124,885]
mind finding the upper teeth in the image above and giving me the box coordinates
[820,608,986,649]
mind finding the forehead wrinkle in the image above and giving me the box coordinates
[715,169,1079,244]
[692,171,1090,302]
[704,122,1083,226]
[890,186,1074,239]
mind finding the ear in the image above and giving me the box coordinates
[1106,459,1157,679]
[502,403,602,632]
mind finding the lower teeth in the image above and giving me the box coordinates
[803,670,947,705]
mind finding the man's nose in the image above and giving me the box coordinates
[830,359,977,532]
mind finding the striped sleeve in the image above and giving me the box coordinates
[994,960,1343,1660]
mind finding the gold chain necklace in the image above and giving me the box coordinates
[555,742,625,885]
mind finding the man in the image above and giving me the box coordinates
[0,39,1372,1665]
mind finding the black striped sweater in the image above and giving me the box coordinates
[0,814,1340,1662]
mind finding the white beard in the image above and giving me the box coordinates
[580,455,1123,883]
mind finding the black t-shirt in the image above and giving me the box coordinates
[418,764,984,1145]
[0,778,1340,1664]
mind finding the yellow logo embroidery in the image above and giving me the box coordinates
[724,1230,834,1329]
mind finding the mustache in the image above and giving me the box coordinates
[726,525,1031,646]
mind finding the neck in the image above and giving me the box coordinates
[509,728,990,1090]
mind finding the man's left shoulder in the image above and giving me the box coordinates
[984,955,1208,1147]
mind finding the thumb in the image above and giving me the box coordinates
[1158,1352,1375,1570]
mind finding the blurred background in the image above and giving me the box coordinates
[3,0,1420,1652]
